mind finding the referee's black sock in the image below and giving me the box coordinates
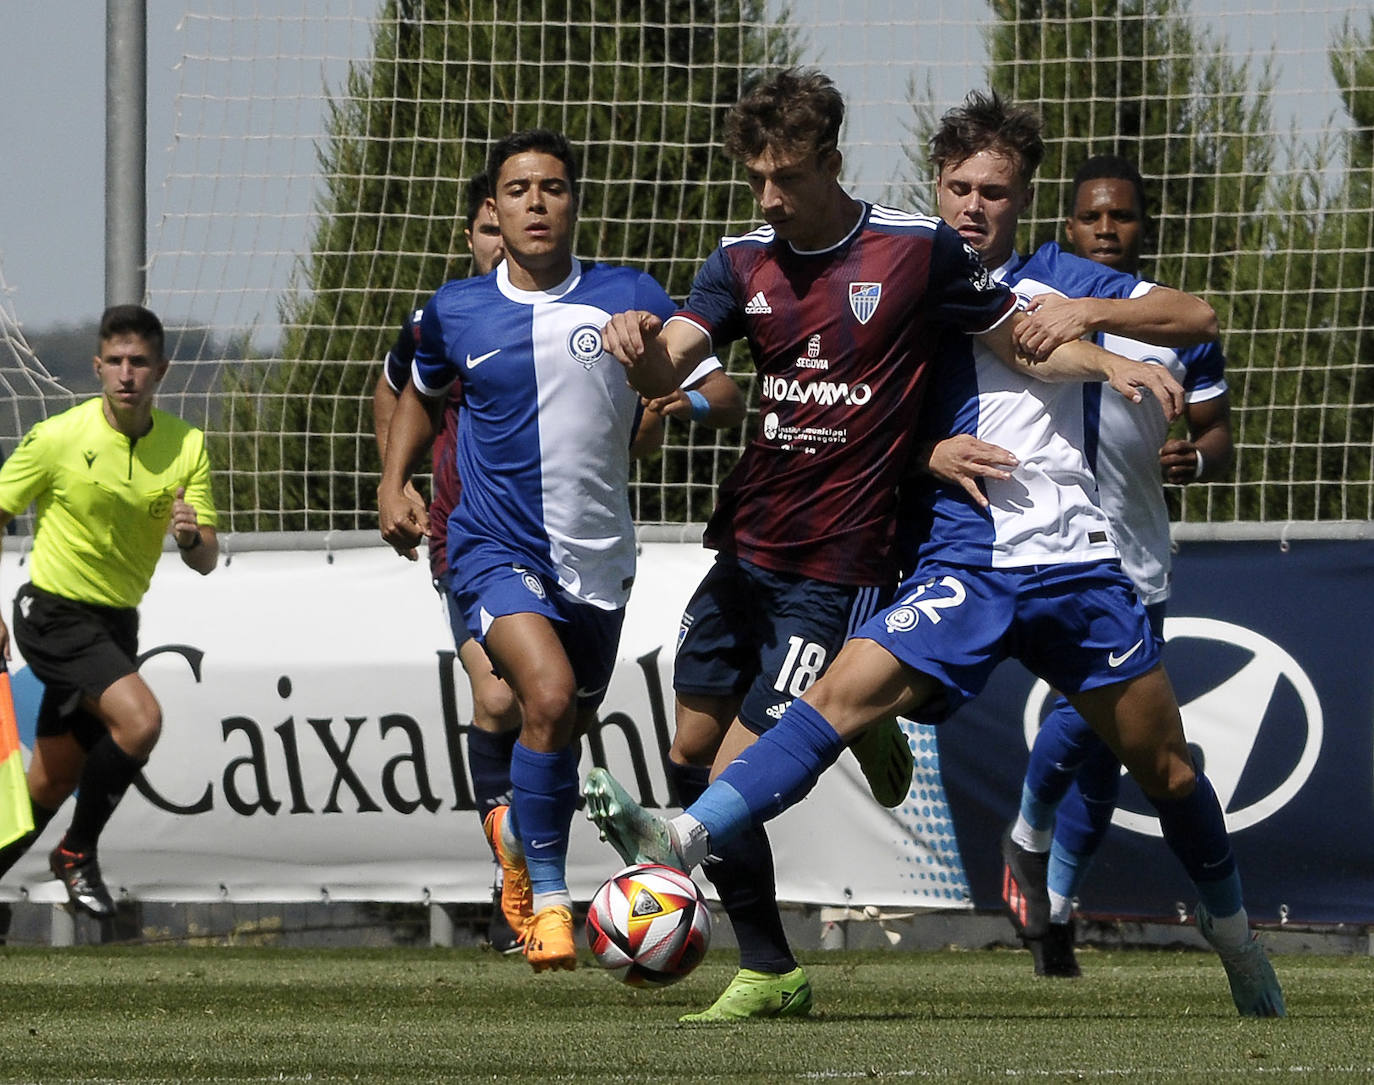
[0,797,59,878]
[63,735,147,854]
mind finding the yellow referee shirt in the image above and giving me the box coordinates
[0,398,217,609]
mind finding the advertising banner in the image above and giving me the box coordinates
[0,544,961,909]
[936,538,1374,924]
[2,538,1367,922]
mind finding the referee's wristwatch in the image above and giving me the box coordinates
[177,530,203,551]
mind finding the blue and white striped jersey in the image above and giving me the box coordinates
[412,258,673,610]
[904,244,1170,571]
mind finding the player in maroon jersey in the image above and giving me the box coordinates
[600,68,1018,1022]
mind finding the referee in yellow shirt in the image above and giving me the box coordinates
[0,305,218,918]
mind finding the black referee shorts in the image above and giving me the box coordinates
[12,582,140,749]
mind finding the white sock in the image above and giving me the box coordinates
[1205,905,1252,949]
[1049,891,1073,925]
[670,813,710,869]
[532,889,572,913]
[500,815,524,858]
[1011,815,1052,853]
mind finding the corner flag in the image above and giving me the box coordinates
[0,664,32,849]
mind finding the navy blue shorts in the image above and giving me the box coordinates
[674,555,890,734]
[860,560,1159,723]
[454,561,625,712]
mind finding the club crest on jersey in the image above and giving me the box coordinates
[848,282,882,324]
[567,324,605,369]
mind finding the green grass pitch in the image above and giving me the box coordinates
[0,946,1369,1082]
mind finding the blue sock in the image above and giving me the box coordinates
[1018,781,1058,834]
[467,726,517,821]
[1047,845,1089,902]
[509,742,579,897]
[694,700,846,846]
[1050,741,1121,881]
[1024,698,1097,813]
[1149,767,1242,917]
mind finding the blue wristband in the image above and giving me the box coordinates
[685,389,710,421]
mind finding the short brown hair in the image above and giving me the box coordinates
[929,89,1044,184]
[98,304,164,357]
[723,68,844,162]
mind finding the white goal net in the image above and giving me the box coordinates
[12,0,1374,534]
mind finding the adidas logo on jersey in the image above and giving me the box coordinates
[765,699,793,720]
[744,291,772,314]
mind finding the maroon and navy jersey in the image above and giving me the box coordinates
[384,309,461,580]
[673,203,1016,586]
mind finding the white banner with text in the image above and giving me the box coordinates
[0,545,961,909]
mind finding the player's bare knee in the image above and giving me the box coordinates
[1128,748,1196,801]
[669,728,720,767]
[516,686,575,747]
[472,688,519,731]
[113,706,163,759]
[1159,753,1197,801]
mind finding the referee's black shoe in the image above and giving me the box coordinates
[49,844,116,919]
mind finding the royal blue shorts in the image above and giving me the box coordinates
[859,560,1159,724]
[674,555,890,734]
[453,561,625,712]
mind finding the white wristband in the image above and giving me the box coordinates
[1193,448,1205,479]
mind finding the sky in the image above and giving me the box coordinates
[0,4,184,331]
[0,1,1359,341]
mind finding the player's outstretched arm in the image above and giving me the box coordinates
[377,383,442,560]
[603,311,711,399]
[373,369,429,516]
[372,370,398,455]
[979,316,1184,420]
[1014,286,1218,362]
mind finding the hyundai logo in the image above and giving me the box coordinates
[1021,618,1322,836]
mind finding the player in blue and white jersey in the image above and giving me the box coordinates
[994,156,1234,976]
[378,129,744,972]
[586,92,1283,1018]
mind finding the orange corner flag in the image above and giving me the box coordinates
[0,666,33,849]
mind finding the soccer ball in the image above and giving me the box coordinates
[585,863,711,987]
